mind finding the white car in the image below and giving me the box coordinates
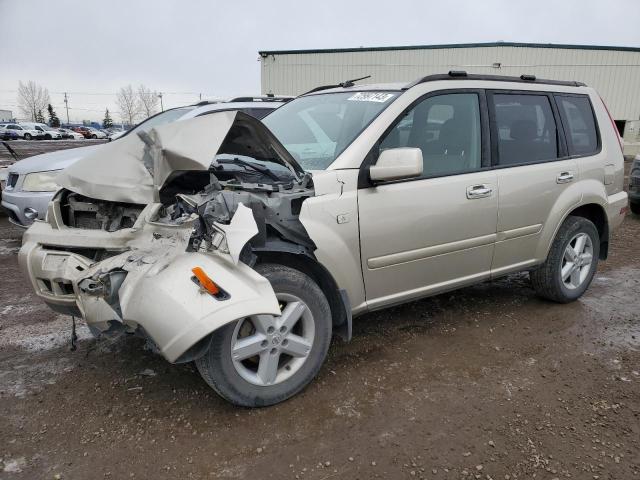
[22,123,63,140]
[1,123,44,140]
[58,128,85,140]
[85,127,108,139]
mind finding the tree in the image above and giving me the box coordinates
[35,109,45,123]
[47,104,60,127]
[116,85,141,126]
[137,84,159,118]
[17,81,50,121]
[103,108,114,129]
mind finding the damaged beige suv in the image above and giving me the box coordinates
[19,72,627,406]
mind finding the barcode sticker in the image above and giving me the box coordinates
[347,92,395,103]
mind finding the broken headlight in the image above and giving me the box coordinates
[22,170,62,192]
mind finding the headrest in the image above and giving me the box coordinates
[510,120,537,141]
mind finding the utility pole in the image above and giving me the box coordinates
[158,92,164,111]
[199,93,202,101]
[63,92,70,125]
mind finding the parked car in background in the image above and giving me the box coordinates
[630,154,640,214]
[22,123,63,140]
[58,128,85,140]
[0,124,19,140]
[15,74,627,406]
[1,96,290,226]
[71,126,107,139]
[1,123,44,140]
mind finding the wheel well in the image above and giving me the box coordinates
[567,203,609,259]
[255,251,350,337]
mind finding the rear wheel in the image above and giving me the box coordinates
[530,216,599,303]
[91,134,97,139]
[631,202,640,215]
[196,264,332,407]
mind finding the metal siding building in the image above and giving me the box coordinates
[259,42,640,122]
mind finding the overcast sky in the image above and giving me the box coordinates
[1,0,639,123]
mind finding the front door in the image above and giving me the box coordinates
[357,91,499,309]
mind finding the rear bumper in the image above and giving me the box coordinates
[606,191,628,231]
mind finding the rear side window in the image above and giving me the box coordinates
[492,94,558,165]
[555,95,598,156]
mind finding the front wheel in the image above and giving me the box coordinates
[91,134,97,139]
[23,133,32,140]
[631,202,640,215]
[196,264,332,407]
[530,216,600,303]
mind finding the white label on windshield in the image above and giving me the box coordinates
[347,92,395,103]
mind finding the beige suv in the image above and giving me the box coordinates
[19,72,628,406]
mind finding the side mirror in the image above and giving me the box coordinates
[369,148,423,183]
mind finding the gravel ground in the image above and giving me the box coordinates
[0,158,638,479]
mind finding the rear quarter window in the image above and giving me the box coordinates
[555,95,599,156]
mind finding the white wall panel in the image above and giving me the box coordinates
[260,45,640,120]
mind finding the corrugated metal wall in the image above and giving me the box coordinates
[260,45,640,120]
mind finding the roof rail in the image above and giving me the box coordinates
[404,70,586,89]
[227,96,292,103]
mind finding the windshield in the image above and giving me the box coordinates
[263,91,399,170]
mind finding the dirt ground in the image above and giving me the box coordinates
[1,159,639,479]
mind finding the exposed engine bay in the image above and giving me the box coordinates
[19,111,354,365]
[58,153,316,263]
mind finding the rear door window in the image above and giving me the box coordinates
[492,94,559,165]
[555,95,599,156]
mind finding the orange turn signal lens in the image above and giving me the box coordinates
[192,267,220,295]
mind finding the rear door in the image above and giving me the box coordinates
[357,90,499,309]
[489,91,578,275]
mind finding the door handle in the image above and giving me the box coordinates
[556,171,574,184]
[466,184,493,199]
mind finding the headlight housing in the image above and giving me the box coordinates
[22,170,62,192]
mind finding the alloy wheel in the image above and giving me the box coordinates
[231,293,315,386]
[561,233,594,290]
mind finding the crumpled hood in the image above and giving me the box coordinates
[57,111,304,204]
[8,144,103,175]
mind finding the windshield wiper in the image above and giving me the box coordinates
[215,157,281,182]
[303,75,372,95]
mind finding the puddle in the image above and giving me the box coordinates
[579,266,640,352]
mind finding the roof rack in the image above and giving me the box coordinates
[404,71,586,89]
[227,95,293,103]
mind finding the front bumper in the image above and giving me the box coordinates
[1,188,55,227]
[18,203,280,363]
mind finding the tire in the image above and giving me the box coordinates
[45,134,51,140]
[530,216,600,303]
[196,263,332,407]
[631,202,640,215]
[23,133,31,140]
[91,134,97,139]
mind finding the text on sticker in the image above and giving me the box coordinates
[347,92,395,103]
